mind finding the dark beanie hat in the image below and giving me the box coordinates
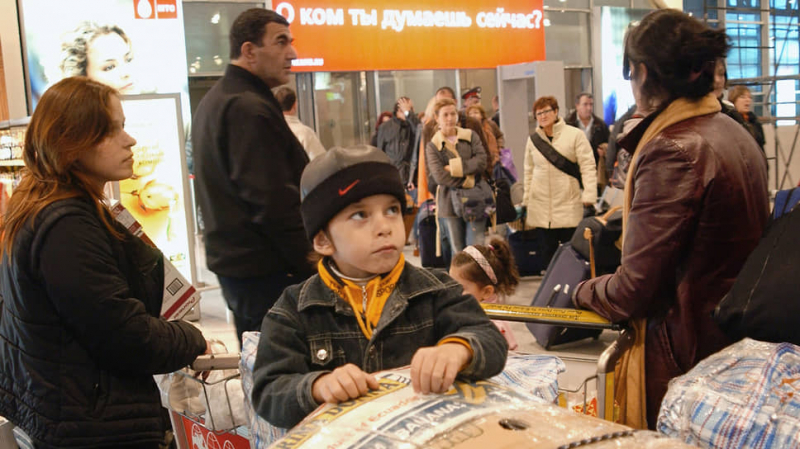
[300,145,406,240]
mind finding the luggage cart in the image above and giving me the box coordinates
[481,303,634,421]
[166,353,252,449]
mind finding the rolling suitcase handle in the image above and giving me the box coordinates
[583,227,596,279]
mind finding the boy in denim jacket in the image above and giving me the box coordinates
[251,145,508,428]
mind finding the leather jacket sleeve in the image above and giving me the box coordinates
[574,138,702,322]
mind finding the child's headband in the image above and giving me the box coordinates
[463,246,497,285]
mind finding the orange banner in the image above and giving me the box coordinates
[274,0,545,72]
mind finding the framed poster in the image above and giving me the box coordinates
[16,0,195,171]
[117,93,196,284]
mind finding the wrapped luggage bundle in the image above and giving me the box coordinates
[658,339,800,448]
[266,367,689,449]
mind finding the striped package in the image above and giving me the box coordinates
[657,338,800,448]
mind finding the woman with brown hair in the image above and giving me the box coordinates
[0,77,207,448]
[572,10,769,429]
[425,98,488,253]
[465,104,504,168]
[729,85,766,151]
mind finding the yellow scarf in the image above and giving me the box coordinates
[616,93,721,429]
[318,254,405,340]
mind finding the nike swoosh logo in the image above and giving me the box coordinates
[338,180,360,196]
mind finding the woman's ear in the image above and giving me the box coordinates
[312,230,335,256]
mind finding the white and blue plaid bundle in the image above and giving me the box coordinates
[658,338,800,448]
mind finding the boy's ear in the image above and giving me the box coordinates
[312,230,335,256]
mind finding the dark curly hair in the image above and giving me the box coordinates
[623,9,730,109]
[451,237,520,297]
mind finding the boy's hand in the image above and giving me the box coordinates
[410,343,471,394]
[311,364,380,404]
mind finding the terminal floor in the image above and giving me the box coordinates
[194,241,618,396]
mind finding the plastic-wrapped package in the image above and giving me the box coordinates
[240,332,687,449]
[157,341,247,432]
[268,368,690,449]
[241,331,289,447]
[489,352,564,404]
[658,338,800,448]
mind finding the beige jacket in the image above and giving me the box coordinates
[522,118,597,229]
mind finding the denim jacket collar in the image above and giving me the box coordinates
[296,262,451,315]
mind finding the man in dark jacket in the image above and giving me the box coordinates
[376,96,420,185]
[193,8,314,342]
[565,93,610,164]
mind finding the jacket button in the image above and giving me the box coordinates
[316,349,328,361]
[368,346,376,356]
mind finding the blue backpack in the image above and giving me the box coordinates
[773,187,800,220]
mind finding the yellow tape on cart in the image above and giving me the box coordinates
[480,303,612,327]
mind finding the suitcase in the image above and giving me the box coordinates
[570,206,622,276]
[526,243,602,349]
[418,200,446,268]
[508,227,548,276]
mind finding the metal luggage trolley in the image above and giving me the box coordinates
[166,353,253,449]
[481,303,634,421]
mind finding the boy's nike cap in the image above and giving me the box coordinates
[300,145,406,240]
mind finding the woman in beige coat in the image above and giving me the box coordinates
[523,96,597,265]
[426,98,488,254]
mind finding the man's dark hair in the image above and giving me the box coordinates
[229,9,289,60]
[274,86,297,112]
[575,92,593,105]
[436,87,456,99]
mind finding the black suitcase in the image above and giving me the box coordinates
[570,206,623,275]
[508,227,548,276]
[526,243,602,349]
[418,200,446,268]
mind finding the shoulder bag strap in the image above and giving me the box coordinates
[530,133,584,189]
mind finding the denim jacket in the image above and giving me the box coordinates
[251,262,508,428]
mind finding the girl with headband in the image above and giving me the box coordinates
[449,237,520,350]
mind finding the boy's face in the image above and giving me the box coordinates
[313,194,405,278]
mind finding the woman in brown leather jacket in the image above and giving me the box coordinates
[573,9,769,429]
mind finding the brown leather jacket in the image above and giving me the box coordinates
[574,111,769,427]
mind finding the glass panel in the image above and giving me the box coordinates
[183,2,264,76]
[459,68,498,116]
[544,11,591,66]
[726,13,762,79]
[544,0,590,9]
[314,72,369,148]
[564,68,593,114]
[376,70,457,117]
[597,0,631,7]
[631,0,657,8]
[770,14,800,122]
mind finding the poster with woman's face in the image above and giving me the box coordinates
[17,0,190,122]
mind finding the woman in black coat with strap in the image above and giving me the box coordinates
[0,77,208,449]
